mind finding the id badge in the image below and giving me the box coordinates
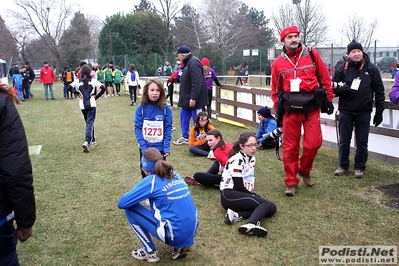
[351,78,361,90]
[290,78,302,92]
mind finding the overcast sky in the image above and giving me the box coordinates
[1,0,398,47]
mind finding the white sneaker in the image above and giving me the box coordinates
[132,248,160,262]
[82,141,89,153]
[224,208,242,225]
[238,222,268,237]
[207,150,216,160]
[90,141,97,147]
[173,137,189,145]
[171,127,176,131]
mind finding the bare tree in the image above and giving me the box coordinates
[201,0,254,57]
[172,4,208,51]
[341,14,378,52]
[153,0,181,58]
[271,0,328,47]
[9,0,75,72]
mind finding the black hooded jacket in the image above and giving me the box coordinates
[0,92,36,228]
[332,53,385,115]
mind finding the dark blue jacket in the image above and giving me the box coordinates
[178,54,208,109]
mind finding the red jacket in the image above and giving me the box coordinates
[271,44,334,109]
[39,66,56,84]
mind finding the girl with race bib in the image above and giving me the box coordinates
[134,78,173,178]
[220,132,277,237]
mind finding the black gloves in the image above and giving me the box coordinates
[373,113,383,127]
[333,84,352,97]
[326,102,334,115]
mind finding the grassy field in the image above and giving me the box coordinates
[14,82,399,265]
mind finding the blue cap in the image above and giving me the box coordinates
[174,46,191,54]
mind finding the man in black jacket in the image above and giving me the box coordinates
[0,83,36,265]
[22,61,35,100]
[332,40,385,178]
[173,46,208,145]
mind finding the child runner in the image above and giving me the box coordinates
[67,64,106,152]
[220,132,277,237]
[134,78,173,178]
[188,111,215,156]
[118,148,199,263]
[185,129,233,187]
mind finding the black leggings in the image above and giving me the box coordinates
[221,189,277,225]
[193,161,221,187]
[166,83,174,106]
[129,85,137,103]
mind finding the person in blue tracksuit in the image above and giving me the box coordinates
[134,78,173,178]
[255,106,279,149]
[118,148,199,263]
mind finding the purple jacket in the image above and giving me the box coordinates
[389,72,399,104]
[205,68,220,89]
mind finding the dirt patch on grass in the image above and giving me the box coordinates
[356,183,399,210]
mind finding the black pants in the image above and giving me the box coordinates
[166,83,174,106]
[221,189,277,225]
[129,85,137,103]
[236,77,243,85]
[193,161,221,187]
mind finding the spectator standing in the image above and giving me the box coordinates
[21,61,35,100]
[96,67,105,84]
[39,61,56,100]
[201,57,221,119]
[173,46,208,145]
[0,83,36,265]
[126,64,140,106]
[271,26,334,196]
[235,64,243,85]
[118,148,198,262]
[157,65,163,76]
[389,71,399,104]
[264,61,271,86]
[332,40,385,178]
[163,62,172,76]
[11,71,24,101]
[61,66,74,99]
[9,63,19,87]
[173,60,181,72]
[392,64,399,80]
[166,63,182,108]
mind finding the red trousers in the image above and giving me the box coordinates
[282,109,322,186]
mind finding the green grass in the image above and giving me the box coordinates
[15,82,399,265]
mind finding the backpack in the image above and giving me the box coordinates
[131,71,136,82]
[65,70,73,82]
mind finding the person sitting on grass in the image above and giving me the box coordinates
[118,148,199,263]
[185,129,233,187]
[220,132,277,237]
[255,106,279,149]
[189,111,215,157]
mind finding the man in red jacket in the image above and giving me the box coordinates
[271,26,334,196]
[39,61,57,100]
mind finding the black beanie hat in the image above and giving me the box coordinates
[258,106,271,118]
[347,39,363,54]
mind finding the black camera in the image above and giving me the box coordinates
[262,127,282,144]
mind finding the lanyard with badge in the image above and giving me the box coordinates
[351,77,361,90]
[285,51,303,92]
